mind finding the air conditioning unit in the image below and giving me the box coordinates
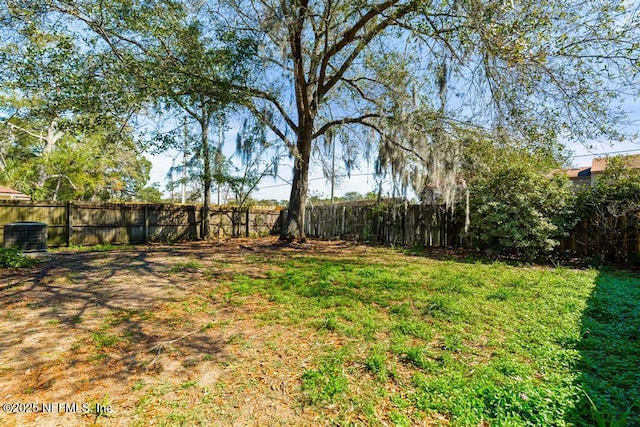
[3,222,48,256]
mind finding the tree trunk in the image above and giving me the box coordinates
[281,129,313,242]
[201,118,211,239]
[37,120,64,188]
[52,175,62,201]
[281,19,315,242]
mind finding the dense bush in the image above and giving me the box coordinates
[469,165,576,260]
[0,247,38,268]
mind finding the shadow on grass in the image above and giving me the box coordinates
[570,268,640,426]
[0,247,229,400]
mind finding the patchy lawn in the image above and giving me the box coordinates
[0,238,638,426]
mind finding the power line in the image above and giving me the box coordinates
[257,181,292,189]
[571,148,640,159]
[257,172,376,189]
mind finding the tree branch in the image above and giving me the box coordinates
[246,104,298,158]
[356,119,431,165]
[4,121,45,141]
[324,0,401,59]
[313,113,383,139]
[320,3,416,98]
[317,0,402,101]
[235,85,299,135]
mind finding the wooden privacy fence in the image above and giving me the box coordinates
[0,201,282,247]
[559,214,640,263]
[300,201,640,262]
[4,199,639,263]
[298,201,465,247]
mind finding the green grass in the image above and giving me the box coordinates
[31,242,635,425]
[89,310,146,354]
[222,250,639,426]
[91,331,120,350]
[169,259,204,273]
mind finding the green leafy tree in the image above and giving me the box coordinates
[0,3,153,201]
[217,0,639,241]
[9,1,258,236]
[0,119,152,201]
[135,183,164,203]
[341,192,367,202]
[0,19,84,195]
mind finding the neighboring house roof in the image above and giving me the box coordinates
[591,154,640,173]
[566,167,591,178]
[0,185,31,200]
[564,153,640,188]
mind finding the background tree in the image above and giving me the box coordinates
[135,183,164,203]
[18,1,258,236]
[222,117,287,208]
[0,1,154,201]
[0,115,154,201]
[2,1,259,234]
[575,156,640,263]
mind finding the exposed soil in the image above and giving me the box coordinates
[0,238,380,426]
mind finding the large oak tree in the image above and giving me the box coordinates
[218,0,639,240]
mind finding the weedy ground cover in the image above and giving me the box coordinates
[0,238,637,426]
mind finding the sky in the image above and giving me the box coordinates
[566,99,640,166]
[146,121,395,203]
[146,99,640,204]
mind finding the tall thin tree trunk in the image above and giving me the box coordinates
[217,124,223,206]
[37,120,64,189]
[52,175,62,201]
[182,116,187,205]
[201,117,211,239]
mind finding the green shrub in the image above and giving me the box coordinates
[0,247,38,268]
[469,165,576,260]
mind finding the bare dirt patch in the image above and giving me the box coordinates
[0,238,371,426]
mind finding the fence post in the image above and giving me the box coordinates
[66,201,73,247]
[401,202,407,246]
[245,208,250,237]
[284,209,287,236]
[144,204,150,243]
[200,205,205,239]
[218,207,223,238]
